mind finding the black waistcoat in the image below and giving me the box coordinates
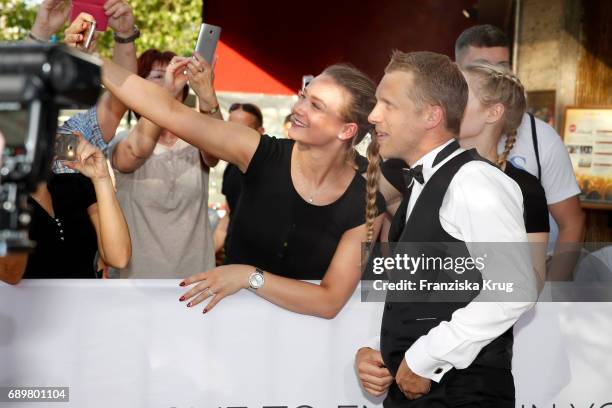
[380,147,513,377]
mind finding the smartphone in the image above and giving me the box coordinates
[54,130,79,162]
[81,20,96,50]
[195,23,222,64]
[302,75,314,91]
[71,0,108,31]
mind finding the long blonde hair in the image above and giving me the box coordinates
[321,64,380,244]
[463,62,527,168]
[364,137,381,244]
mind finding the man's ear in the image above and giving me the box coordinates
[338,123,358,141]
[486,103,505,125]
[423,105,444,130]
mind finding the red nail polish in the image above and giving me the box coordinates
[179,296,185,302]
[187,302,192,307]
[203,309,207,314]
[179,282,185,287]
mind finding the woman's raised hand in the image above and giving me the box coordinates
[163,56,190,99]
[62,133,110,181]
[187,53,219,110]
[31,0,72,41]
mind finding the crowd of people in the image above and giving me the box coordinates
[0,0,588,406]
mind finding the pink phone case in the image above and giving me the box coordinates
[71,0,108,31]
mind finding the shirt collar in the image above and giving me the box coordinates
[411,139,459,184]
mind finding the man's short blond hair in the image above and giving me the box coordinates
[385,50,468,135]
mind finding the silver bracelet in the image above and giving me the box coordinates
[28,31,48,43]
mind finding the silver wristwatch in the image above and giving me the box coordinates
[248,268,265,290]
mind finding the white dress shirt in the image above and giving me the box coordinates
[400,139,537,382]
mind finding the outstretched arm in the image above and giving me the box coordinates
[102,59,260,172]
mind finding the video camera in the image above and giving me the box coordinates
[0,43,101,255]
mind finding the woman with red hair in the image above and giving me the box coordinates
[106,49,221,279]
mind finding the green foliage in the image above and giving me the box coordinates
[0,0,38,41]
[0,0,202,57]
[98,0,202,57]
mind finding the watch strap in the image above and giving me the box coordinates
[114,26,140,43]
[200,104,219,115]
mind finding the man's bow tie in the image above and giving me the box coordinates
[402,165,424,188]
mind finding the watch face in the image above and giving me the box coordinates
[250,273,264,289]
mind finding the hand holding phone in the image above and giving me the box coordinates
[64,12,96,50]
[186,53,217,106]
[195,23,221,65]
[54,130,79,162]
[80,20,96,49]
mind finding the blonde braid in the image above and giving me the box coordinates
[365,138,381,245]
[497,130,517,168]
[464,62,526,169]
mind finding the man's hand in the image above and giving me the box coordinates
[105,0,135,38]
[395,358,431,400]
[31,0,72,40]
[355,347,394,397]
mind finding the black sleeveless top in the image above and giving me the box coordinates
[504,162,549,233]
[23,173,98,279]
[224,135,386,280]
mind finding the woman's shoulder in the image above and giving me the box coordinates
[245,134,294,174]
[259,134,294,153]
[505,162,545,196]
[343,172,387,214]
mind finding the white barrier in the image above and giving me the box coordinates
[0,280,610,408]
